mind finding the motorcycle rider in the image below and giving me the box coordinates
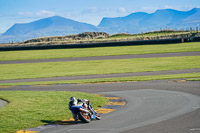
[68,96,94,121]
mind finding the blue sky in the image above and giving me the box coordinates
[0,0,200,33]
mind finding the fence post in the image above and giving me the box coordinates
[181,38,184,43]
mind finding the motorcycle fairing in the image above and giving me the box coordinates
[70,106,83,114]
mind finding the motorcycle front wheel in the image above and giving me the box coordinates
[95,113,101,120]
[78,111,91,123]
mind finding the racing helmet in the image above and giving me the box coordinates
[69,97,78,106]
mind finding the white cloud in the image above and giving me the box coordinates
[139,5,199,13]
[118,7,127,13]
[35,10,55,17]
[18,11,34,16]
[140,7,159,13]
[81,7,99,14]
[164,5,173,9]
[18,10,55,17]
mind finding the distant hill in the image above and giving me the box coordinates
[1,16,99,43]
[0,8,200,43]
[98,8,200,34]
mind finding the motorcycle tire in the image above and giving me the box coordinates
[78,111,91,123]
[95,113,101,120]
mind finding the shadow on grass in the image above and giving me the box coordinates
[41,120,83,125]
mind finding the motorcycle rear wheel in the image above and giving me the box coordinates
[78,111,91,123]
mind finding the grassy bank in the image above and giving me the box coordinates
[0,56,200,80]
[1,73,200,86]
[0,42,200,61]
[1,31,195,47]
[0,91,108,133]
[109,31,190,39]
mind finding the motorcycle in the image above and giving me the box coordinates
[69,100,101,123]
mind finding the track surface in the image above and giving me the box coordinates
[0,52,200,133]
[39,89,200,133]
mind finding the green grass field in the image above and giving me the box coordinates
[0,56,199,80]
[0,42,200,61]
[0,91,108,133]
[0,41,200,133]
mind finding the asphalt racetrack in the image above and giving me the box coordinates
[40,89,200,133]
[0,51,200,133]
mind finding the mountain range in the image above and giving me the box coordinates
[1,8,200,43]
[98,8,200,34]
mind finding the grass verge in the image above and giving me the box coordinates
[0,56,200,80]
[1,73,200,86]
[0,42,200,61]
[0,91,108,133]
[187,78,200,81]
